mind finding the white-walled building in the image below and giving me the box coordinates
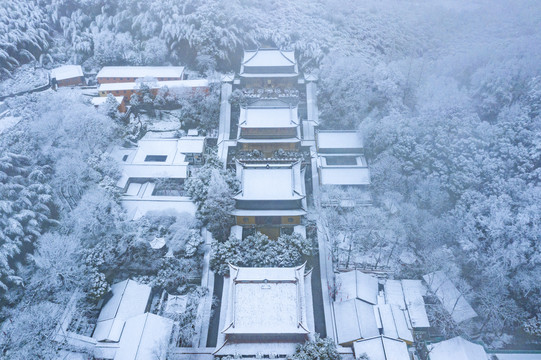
[111,136,201,220]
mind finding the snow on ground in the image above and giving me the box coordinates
[0,63,48,95]
[0,115,21,134]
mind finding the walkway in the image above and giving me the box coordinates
[304,78,337,342]
[192,227,215,348]
[217,77,234,167]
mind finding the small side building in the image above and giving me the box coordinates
[97,66,185,84]
[427,336,489,360]
[91,95,127,113]
[423,271,477,324]
[111,137,197,220]
[315,130,371,206]
[50,65,84,87]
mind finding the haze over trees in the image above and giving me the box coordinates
[0,0,540,355]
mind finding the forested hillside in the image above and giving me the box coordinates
[0,0,540,353]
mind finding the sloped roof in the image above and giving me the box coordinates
[98,79,208,92]
[222,264,310,335]
[239,105,299,128]
[353,336,410,360]
[423,271,477,323]
[242,49,296,67]
[240,48,298,78]
[401,279,430,328]
[335,270,379,305]
[375,304,414,343]
[114,313,173,360]
[234,162,304,201]
[317,130,364,152]
[333,299,380,345]
[51,65,83,81]
[97,66,184,79]
[93,280,151,342]
[319,167,371,186]
[428,337,488,360]
[384,279,430,329]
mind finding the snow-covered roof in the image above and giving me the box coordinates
[117,164,188,189]
[240,49,298,77]
[384,280,430,329]
[237,137,300,144]
[401,280,430,328]
[98,79,208,92]
[335,270,379,305]
[234,162,304,201]
[222,264,310,335]
[423,271,477,323]
[97,66,184,79]
[112,139,190,188]
[239,104,298,128]
[333,299,379,345]
[122,197,196,220]
[375,304,413,343]
[319,167,371,186]
[384,280,407,309]
[50,65,83,81]
[242,49,296,67]
[231,209,307,217]
[354,336,410,360]
[93,280,151,342]
[214,341,299,357]
[427,337,488,360]
[114,313,173,360]
[317,130,364,152]
[177,136,205,154]
[91,96,124,106]
[132,139,187,164]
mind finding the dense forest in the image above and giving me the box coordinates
[0,0,540,357]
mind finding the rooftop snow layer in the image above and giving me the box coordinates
[98,79,208,92]
[333,299,379,345]
[424,271,477,323]
[97,66,184,79]
[353,336,410,360]
[427,337,488,360]
[93,280,151,342]
[317,130,363,151]
[114,313,173,360]
[239,105,298,128]
[242,49,296,68]
[177,137,205,153]
[235,162,304,201]
[319,167,371,186]
[223,264,309,335]
[50,65,83,81]
[335,270,379,305]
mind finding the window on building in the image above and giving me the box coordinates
[287,217,294,223]
[243,217,250,223]
[325,156,358,166]
[144,155,167,162]
[122,155,128,162]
